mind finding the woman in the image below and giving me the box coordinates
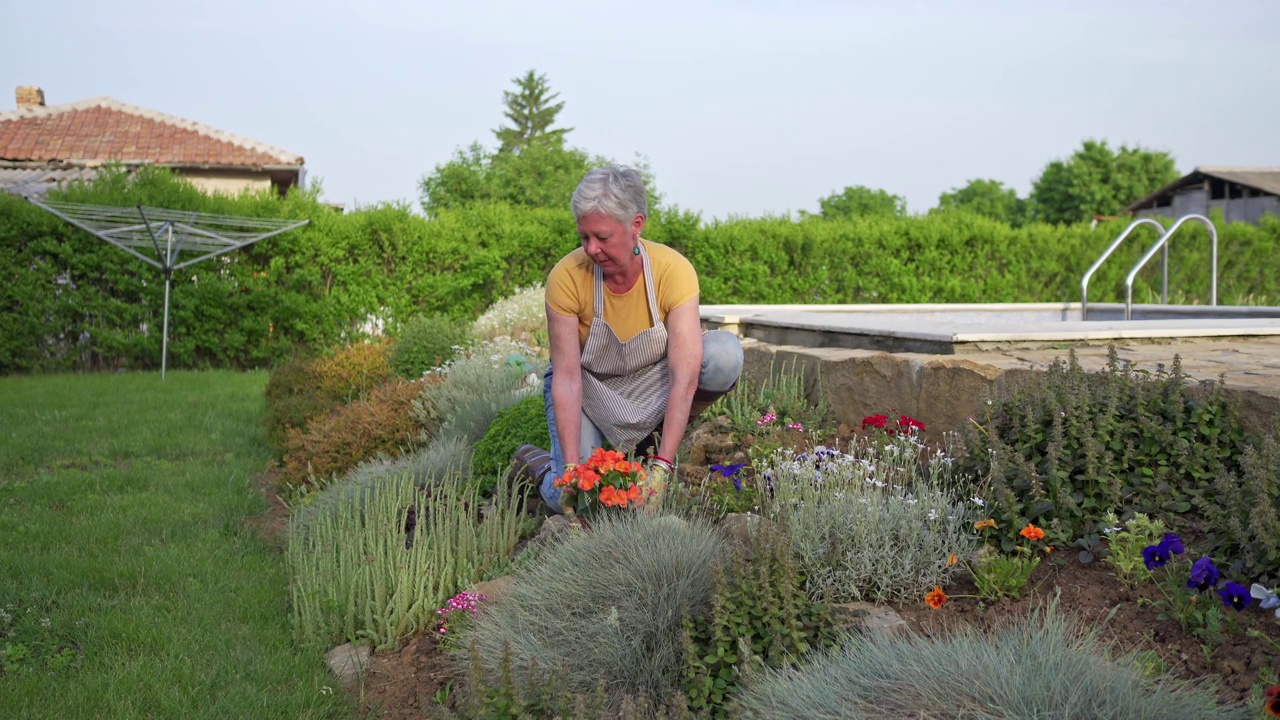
[510,166,743,513]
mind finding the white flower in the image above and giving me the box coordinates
[927,509,940,521]
[1102,526,1122,535]
[970,497,985,507]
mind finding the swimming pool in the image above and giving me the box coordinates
[700,303,1280,354]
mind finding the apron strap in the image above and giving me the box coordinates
[591,241,662,326]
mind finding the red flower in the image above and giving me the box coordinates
[861,414,889,430]
[1265,684,1280,717]
[897,415,925,432]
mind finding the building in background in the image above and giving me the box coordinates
[0,86,305,198]
[1128,167,1280,224]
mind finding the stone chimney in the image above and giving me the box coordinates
[16,86,46,108]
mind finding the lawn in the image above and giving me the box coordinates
[0,371,350,719]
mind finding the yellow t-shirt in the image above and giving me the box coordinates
[545,239,699,349]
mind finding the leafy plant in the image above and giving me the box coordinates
[681,519,835,717]
[756,437,981,604]
[705,356,831,440]
[470,392,550,496]
[1208,428,1280,585]
[1100,511,1169,586]
[959,348,1247,553]
[968,522,1049,601]
[733,598,1253,719]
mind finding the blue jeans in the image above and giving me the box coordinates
[538,329,743,510]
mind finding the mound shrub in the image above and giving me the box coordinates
[471,284,548,348]
[734,600,1251,719]
[458,513,724,709]
[471,393,551,496]
[279,376,423,490]
[389,313,473,379]
[263,340,393,451]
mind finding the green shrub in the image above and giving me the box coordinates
[389,313,473,379]
[458,513,724,709]
[286,463,525,652]
[1209,428,1280,585]
[279,376,424,491]
[958,349,1247,552]
[681,519,836,717]
[8,165,1280,374]
[471,393,551,496]
[757,438,980,604]
[734,599,1250,719]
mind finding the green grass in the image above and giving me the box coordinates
[0,371,350,719]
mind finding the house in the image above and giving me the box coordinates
[0,86,305,198]
[1127,166,1280,225]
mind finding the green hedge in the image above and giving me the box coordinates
[3,167,1277,373]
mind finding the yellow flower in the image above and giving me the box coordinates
[974,519,997,532]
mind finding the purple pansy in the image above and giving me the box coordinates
[1186,557,1219,593]
[1218,582,1252,612]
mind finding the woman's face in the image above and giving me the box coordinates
[577,212,643,274]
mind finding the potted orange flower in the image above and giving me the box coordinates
[554,447,650,519]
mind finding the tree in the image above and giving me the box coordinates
[1029,140,1179,224]
[421,71,661,218]
[493,70,572,154]
[811,186,907,220]
[935,179,1027,226]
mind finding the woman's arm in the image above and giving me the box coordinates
[547,304,585,466]
[656,297,703,462]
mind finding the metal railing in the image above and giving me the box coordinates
[1080,218,1165,320]
[1124,214,1218,320]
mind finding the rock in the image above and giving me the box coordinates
[830,602,909,637]
[324,642,371,689]
[716,512,778,557]
[466,575,515,603]
[687,422,738,467]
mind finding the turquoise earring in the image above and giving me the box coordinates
[633,245,641,256]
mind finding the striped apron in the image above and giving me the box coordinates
[579,242,670,453]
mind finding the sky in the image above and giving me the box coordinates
[3,0,1278,220]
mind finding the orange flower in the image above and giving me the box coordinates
[577,468,601,492]
[626,483,642,503]
[946,553,958,567]
[598,485,620,507]
[1263,684,1279,717]
[1019,524,1045,541]
[974,519,997,532]
[925,586,948,610]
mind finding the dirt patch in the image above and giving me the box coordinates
[243,463,290,548]
[356,633,463,718]
[894,557,1280,706]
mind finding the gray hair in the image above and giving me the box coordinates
[571,166,647,225]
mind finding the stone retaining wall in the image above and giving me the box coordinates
[739,339,1280,442]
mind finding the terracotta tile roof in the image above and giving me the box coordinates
[0,97,303,168]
